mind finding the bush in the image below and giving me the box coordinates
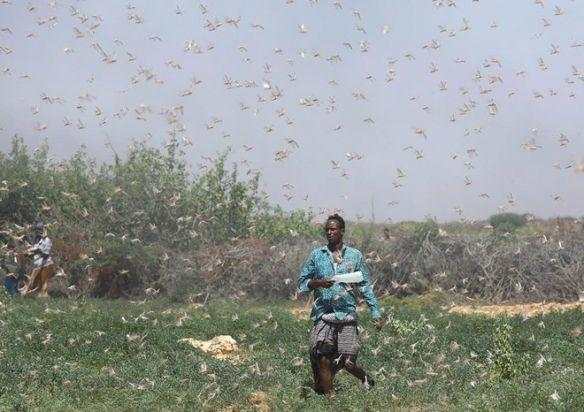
[489,213,526,234]
[250,207,320,243]
[412,219,440,246]
[490,322,530,380]
[4,136,584,304]
[0,136,316,298]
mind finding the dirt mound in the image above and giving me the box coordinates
[449,301,584,317]
[180,335,239,359]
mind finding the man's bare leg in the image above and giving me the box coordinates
[310,351,320,390]
[38,265,55,297]
[310,349,335,394]
[317,355,334,394]
[20,268,39,295]
[343,355,375,388]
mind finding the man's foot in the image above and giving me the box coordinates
[362,374,375,390]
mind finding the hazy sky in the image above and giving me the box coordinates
[1,0,583,222]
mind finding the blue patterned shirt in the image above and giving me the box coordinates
[297,245,382,323]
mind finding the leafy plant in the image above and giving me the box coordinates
[489,213,526,234]
[490,322,529,380]
[0,136,317,297]
[411,219,440,250]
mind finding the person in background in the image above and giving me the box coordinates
[2,243,23,296]
[297,213,383,395]
[20,221,55,297]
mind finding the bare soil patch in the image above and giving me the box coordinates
[449,301,584,317]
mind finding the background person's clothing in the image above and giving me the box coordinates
[1,254,24,296]
[297,245,381,323]
[4,276,19,296]
[31,236,53,268]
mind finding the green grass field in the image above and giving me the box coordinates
[1,293,584,410]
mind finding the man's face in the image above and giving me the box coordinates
[325,220,343,244]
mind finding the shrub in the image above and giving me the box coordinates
[0,138,52,224]
[4,136,584,304]
[0,136,316,298]
[250,207,320,243]
[489,213,526,234]
[490,322,530,380]
[412,219,440,245]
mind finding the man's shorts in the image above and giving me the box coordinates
[309,314,359,356]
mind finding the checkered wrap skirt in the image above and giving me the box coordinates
[309,314,359,356]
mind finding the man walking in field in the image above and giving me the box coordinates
[297,213,383,395]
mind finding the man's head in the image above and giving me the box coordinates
[324,214,345,245]
[3,242,15,255]
[33,221,44,235]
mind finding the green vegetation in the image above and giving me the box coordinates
[411,218,441,248]
[3,137,584,303]
[0,136,319,297]
[488,213,527,234]
[0,137,320,245]
[490,322,530,381]
[1,294,583,410]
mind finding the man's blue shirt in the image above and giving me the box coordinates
[297,245,382,323]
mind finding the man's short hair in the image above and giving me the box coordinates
[325,213,345,232]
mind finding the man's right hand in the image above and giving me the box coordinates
[308,279,335,289]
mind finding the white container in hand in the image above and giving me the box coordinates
[331,271,363,284]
